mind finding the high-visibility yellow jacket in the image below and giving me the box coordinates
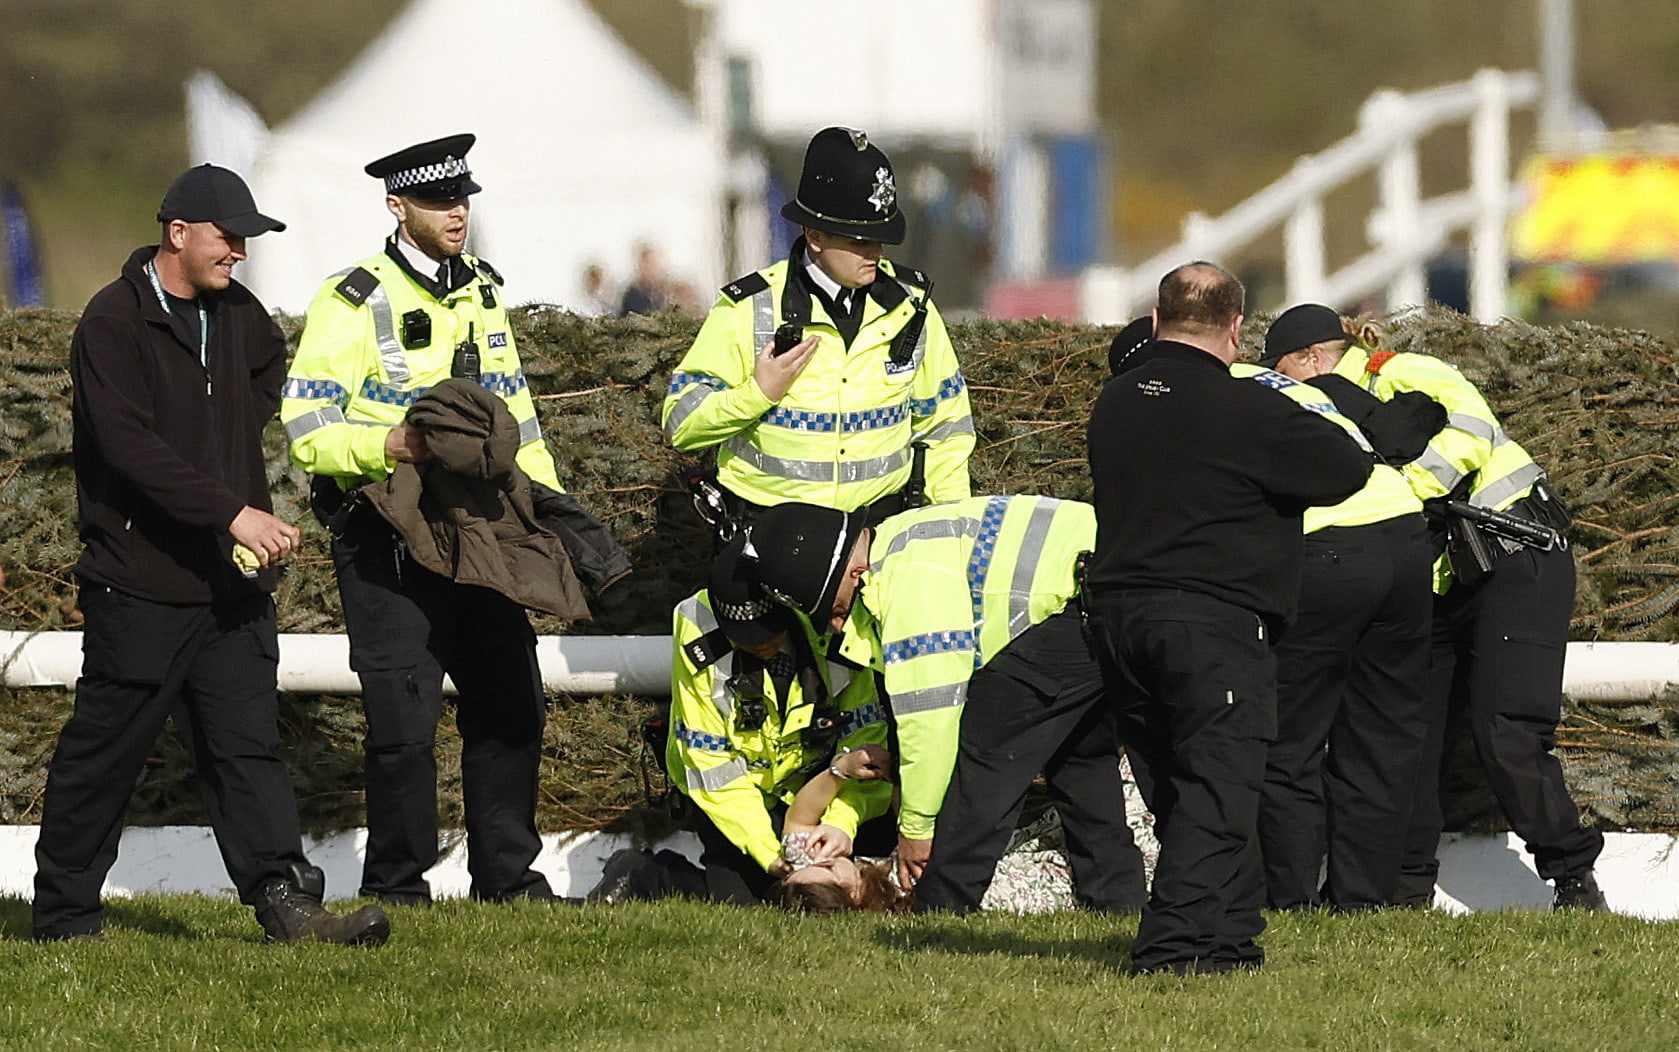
[661,256,974,511]
[833,495,1092,840]
[281,238,562,491]
[1333,344,1547,590]
[667,591,892,871]
[1232,364,1422,533]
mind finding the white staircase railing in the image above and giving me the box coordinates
[1080,68,1541,325]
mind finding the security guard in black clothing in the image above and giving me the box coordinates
[663,127,975,530]
[1086,263,1373,975]
[283,136,565,905]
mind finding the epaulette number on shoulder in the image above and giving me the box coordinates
[720,272,770,303]
[683,628,734,672]
[474,258,504,286]
[893,265,930,289]
[334,267,380,307]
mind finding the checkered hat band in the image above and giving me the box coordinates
[716,597,775,623]
[385,157,470,192]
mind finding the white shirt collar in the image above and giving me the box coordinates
[394,231,449,281]
[802,248,849,309]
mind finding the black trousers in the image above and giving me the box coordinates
[33,586,309,939]
[332,515,552,902]
[1258,515,1433,910]
[1093,588,1274,975]
[913,610,1148,915]
[1398,544,1603,899]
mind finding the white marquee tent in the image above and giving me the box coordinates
[191,0,725,313]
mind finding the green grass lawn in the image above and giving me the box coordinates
[0,895,1672,1051]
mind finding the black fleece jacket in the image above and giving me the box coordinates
[1086,340,1373,626]
[71,246,287,603]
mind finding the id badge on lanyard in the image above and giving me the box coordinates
[144,259,211,395]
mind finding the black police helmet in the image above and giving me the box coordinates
[744,503,865,623]
[779,127,905,245]
[365,133,482,202]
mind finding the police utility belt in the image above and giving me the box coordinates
[1438,480,1571,587]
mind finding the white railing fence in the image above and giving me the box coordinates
[1080,68,1541,325]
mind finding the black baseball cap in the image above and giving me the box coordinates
[157,164,285,237]
[1261,303,1347,367]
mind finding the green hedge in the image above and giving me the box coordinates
[1,305,1676,833]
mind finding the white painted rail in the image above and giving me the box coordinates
[1082,69,1542,324]
[5,631,1679,702]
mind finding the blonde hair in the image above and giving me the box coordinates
[1344,314,1387,351]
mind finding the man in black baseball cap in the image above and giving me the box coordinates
[156,163,286,238]
[33,164,391,945]
[661,126,974,534]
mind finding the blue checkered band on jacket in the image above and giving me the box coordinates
[479,370,528,398]
[838,703,886,739]
[883,629,977,664]
[384,156,469,193]
[673,721,731,753]
[965,496,1009,629]
[354,375,528,410]
[284,378,350,405]
[669,371,729,395]
[908,371,966,417]
[760,403,908,433]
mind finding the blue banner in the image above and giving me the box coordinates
[2,179,46,307]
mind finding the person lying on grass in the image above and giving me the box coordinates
[772,744,1093,916]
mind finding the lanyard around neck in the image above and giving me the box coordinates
[144,258,208,369]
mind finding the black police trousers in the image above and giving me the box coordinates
[33,586,309,939]
[1093,588,1274,975]
[1258,515,1433,910]
[1398,544,1603,900]
[914,609,1148,915]
[332,514,553,903]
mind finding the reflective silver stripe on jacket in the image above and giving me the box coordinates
[753,287,776,349]
[913,416,976,443]
[1471,461,1545,509]
[518,417,542,444]
[678,597,735,723]
[723,436,909,483]
[889,682,967,716]
[1446,412,1500,444]
[284,406,347,440]
[874,514,984,569]
[664,384,717,438]
[1004,499,1062,635]
[686,757,749,792]
[366,284,409,386]
[1414,444,1466,491]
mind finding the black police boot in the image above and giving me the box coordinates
[585,848,661,904]
[1552,871,1610,912]
[254,863,392,946]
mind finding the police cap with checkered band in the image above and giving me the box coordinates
[780,127,905,245]
[365,133,482,202]
[708,533,794,648]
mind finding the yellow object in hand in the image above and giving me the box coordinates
[232,543,262,577]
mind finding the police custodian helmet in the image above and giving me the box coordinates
[780,126,905,245]
[365,133,483,201]
[744,503,867,622]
